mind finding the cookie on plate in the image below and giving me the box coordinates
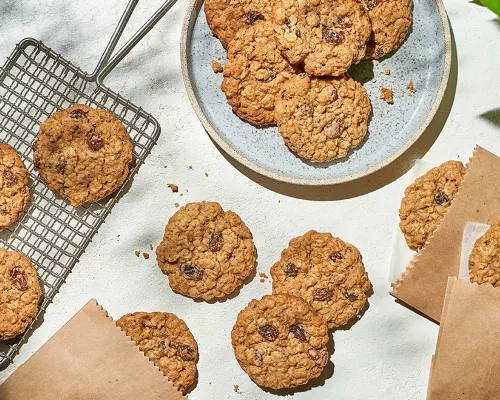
[468,222,500,287]
[221,21,297,126]
[0,249,41,341]
[270,230,371,328]
[33,104,133,207]
[0,143,30,231]
[156,201,256,300]
[231,294,330,389]
[205,0,275,49]
[359,0,413,59]
[399,160,465,250]
[274,0,371,76]
[116,312,198,393]
[275,73,371,163]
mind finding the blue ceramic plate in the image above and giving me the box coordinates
[181,0,451,185]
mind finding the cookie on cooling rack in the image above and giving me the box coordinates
[116,312,198,393]
[468,222,500,287]
[231,294,330,389]
[0,143,30,232]
[0,248,41,341]
[275,73,371,163]
[33,104,133,207]
[156,201,256,301]
[270,230,371,329]
[399,160,465,250]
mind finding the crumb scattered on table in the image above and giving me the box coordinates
[188,165,193,170]
[149,244,153,250]
[180,193,184,197]
[164,165,167,168]
[205,172,209,177]
[142,252,150,259]
[260,278,265,283]
[211,60,223,73]
[135,250,140,257]
[406,79,416,94]
[384,69,391,75]
[174,202,180,208]
[380,87,394,104]
[233,384,240,394]
[168,184,179,193]
[259,272,268,279]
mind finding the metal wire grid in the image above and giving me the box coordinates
[0,38,160,368]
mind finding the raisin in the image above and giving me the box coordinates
[55,160,66,174]
[69,109,85,119]
[375,47,385,57]
[297,104,313,117]
[331,86,338,102]
[266,67,277,81]
[335,16,352,28]
[290,324,307,342]
[87,131,104,151]
[324,119,343,139]
[434,190,449,205]
[307,348,328,366]
[10,266,28,291]
[180,262,203,280]
[296,29,302,38]
[322,27,344,45]
[329,251,343,261]
[245,10,265,24]
[0,208,6,215]
[283,262,298,277]
[3,170,17,187]
[159,340,166,350]
[363,0,378,10]
[208,231,224,252]
[258,324,278,341]
[313,288,333,301]
[172,343,196,361]
[346,292,358,302]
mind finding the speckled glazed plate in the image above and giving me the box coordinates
[181,0,451,185]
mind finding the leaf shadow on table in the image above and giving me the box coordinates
[215,28,459,201]
[479,108,500,127]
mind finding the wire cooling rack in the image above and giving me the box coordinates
[0,38,160,368]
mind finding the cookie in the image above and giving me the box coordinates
[399,160,465,250]
[33,104,133,207]
[0,249,41,340]
[359,0,413,59]
[274,0,371,76]
[275,73,371,163]
[0,143,30,231]
[156,201,256,300]
[468,222,500,287]
[270,230,371,328]
[116,312,198,393]
[205,0,275,49]
[231,294,330,389]
[221,21,297,126]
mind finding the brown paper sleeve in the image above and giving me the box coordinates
[0,299,187,400]
[392,146,500,321]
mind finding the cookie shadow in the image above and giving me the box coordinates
[260,333,336,396]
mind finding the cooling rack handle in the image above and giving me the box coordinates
[96,0,177,86]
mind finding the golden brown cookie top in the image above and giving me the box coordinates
[275,0,371,76]
[221,21,297,126]
[0,143,30,231]
[275,73,371,163]
[231,294,330,389]
[156,201,256,300]
[116,312,198,393]
[359,0,413,59]
[204,0,275,48]
[399,160,465,250]
[33,104,133,207]
[0,248,41,340]
[469,222,500,287]
[271,230,371,328]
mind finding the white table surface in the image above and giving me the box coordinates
[1,1,499,399]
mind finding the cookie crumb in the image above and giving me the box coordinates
[149,244,153,250]
[164,165,167,168]
[211,60,223,73]
[188,165,193,170]
[260,278,265,283]
[135,250,140,257]
[380,87,394,104]
[174,202,180,208]
[168,184,179,193]
[233,384,240,394]
[384,69,391,75]
[278,200,280,203]
[259,272,268,279]
[180,193,184,197]
[143,252,150,259]
[406,79,416,94]
[205,172,209,177]
[371,78,377,83]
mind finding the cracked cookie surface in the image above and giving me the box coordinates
[0,248,41,340]
[231,294,329,389]
[359,0,412,59]
[270,230,371,328]
[116,312,198,393]
[275,0,371,76]
[205,0,275,49]
[156,201,256,300]
[469,222,500,287]
[0,143,30,231]
[221,21,297,126]
[33,104,133,207]
[399,160,465,250]
[276,73,371,163]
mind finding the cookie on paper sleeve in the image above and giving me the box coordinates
[231,294,330,389]
[0,248,41,340]
[469,221,500,287]
[270,230,371,328]
[399,160,465,250]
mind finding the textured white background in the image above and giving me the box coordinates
[0,1,499,399]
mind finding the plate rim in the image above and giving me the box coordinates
[180,0,452,186]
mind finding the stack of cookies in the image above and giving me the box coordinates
[205,0,413,162]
